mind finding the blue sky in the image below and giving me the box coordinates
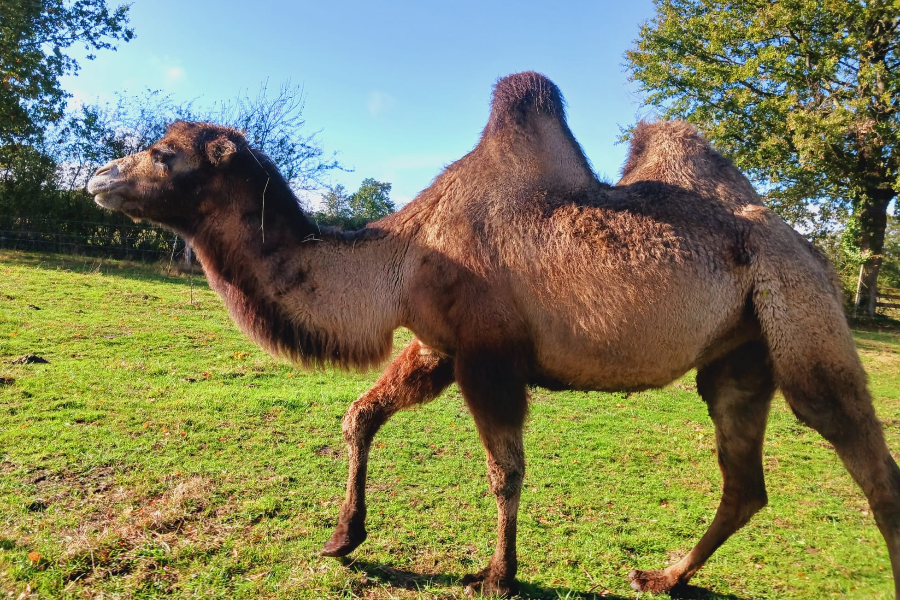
[60,0,658,205]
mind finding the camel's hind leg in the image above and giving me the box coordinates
[630,340,775,593]
[321,339,454,557]
[778,353,900,598]
[749,238,900,597]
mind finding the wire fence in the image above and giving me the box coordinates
[0,215,191,263]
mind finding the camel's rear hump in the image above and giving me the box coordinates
[618,121,762,207]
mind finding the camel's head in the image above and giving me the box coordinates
[87,121,251,234]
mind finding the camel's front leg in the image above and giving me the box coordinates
[456,350,529,597]
[321,338,454,557]
[461,425,525,597]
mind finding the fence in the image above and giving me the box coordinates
[0,215,189,263]
[878,287,900,312]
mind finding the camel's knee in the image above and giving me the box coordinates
[487,458,524,499]
[341,395,389,446]
[717,462,768,523]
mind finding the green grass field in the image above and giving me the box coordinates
[1,249,900,599]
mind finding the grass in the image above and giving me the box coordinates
[1,249,899,599]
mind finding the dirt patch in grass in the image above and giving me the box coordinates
[315,445,343,459]
[57,476,231,589]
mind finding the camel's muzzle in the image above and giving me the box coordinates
[87,161,126,210]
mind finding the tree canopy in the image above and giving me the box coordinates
[349,178,394,223]
[0,0,134,145]
[627,0,900,316]
[316,179,395,228]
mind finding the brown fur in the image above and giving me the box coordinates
[88,72,900,598]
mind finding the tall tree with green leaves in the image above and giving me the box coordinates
[626,0,900,316]
[349,178,394,223]
[0,0,134,144]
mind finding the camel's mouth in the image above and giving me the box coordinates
[92,192,126,211]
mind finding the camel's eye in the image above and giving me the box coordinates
[150,147,175,171]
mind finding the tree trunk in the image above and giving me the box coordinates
[855,189,894,317]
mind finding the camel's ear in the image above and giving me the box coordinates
[205,137,238,167]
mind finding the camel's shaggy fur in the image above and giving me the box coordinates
[88,72,900,598]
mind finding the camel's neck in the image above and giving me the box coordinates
[189,180,403,369]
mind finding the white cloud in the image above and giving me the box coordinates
[148,56,187,88]
[165,67,186,86]
[367,90,395,116]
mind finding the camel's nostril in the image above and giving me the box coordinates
[94,162,118,178]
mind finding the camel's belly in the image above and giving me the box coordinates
[523,272,748,391]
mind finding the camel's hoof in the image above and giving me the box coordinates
[462,570,517,598]
[628,568,681,593]
[320,523,367,557]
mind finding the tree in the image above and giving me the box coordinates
[47,81,343,196]
[0,0,134,145]
[313,180,394,229]
[216,80,344,193]
[349,178,394,223]
[626,0,900,316]
[319,184,352,221]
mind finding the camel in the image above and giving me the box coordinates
[87,71,900,598]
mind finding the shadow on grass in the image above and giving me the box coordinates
[342,558,459,592]
[341,558,750,600]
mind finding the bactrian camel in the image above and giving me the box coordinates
[87,71,900,597]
